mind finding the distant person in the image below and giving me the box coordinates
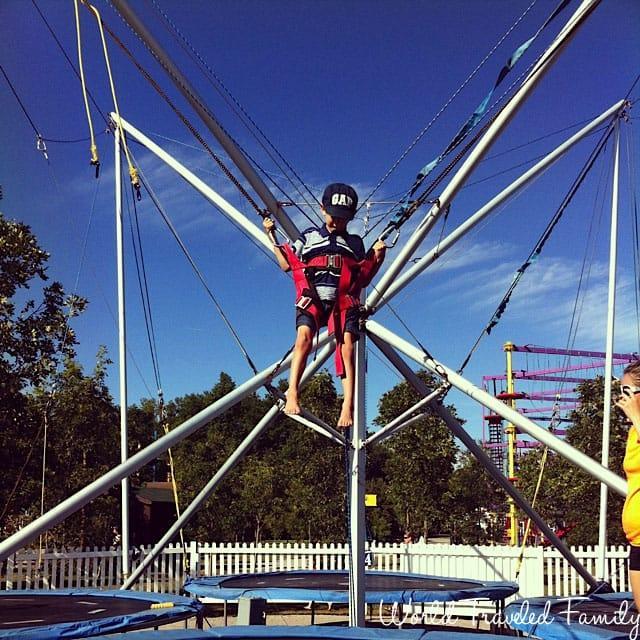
[264,183,386,428]
[619,360,640,608]
[403,531,414,545]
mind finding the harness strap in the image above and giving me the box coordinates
[281,243,378,377]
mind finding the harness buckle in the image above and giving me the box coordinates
[327,254,342,269]
[296,295,313,310]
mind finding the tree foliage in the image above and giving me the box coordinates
[516,377,628,546]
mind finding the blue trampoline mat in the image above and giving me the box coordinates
[0,589,202,639]
[185,570,518,604]
[505,592,638,640]
[90,627,511,640]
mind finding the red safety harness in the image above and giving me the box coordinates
[281,243,379,376]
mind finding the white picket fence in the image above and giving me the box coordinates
[2,541,630,603]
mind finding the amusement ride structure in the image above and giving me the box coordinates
[1,0,639,636]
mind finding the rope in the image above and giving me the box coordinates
[458,116,620,375]
[81,1,140,196]
[149,0,322,218]
[366,0,573,242]
[0,64,48,161]
[73,0,99,173]
[100,18,270,219]
[514,399,560,580]
[123,172,162,391]
[31,0,109,126]
[359,0,540,209]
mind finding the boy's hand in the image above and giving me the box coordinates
[263,217,275,233]
[373,239,387,260]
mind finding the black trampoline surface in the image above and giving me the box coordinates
[0,593,155,627]
[185,570,519,604]
[220,573,480,591]
[0,589,202,639]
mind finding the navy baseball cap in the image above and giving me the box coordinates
[322,183,358,219]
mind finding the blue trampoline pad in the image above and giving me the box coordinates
[505,593,638,640]
[90,628,512,640]
[185,570,518,604]
[0,589,202,639]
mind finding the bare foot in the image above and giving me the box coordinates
[337,405,353,429]
[284,395,301,415]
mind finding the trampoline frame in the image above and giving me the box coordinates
[0,588,203,639]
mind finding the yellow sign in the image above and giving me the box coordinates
[365,494,377,507]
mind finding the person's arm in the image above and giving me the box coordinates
[263,217,291,272]
[617,392,640,439]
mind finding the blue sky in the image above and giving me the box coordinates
[1,0,639,443]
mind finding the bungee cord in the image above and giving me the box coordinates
[82,0,141,196]
[363,0,574,245]
[359,0,540,210]
[99,13,318,229]
[148,0,323,220]
[458,112,623,376]
[31,0,110,127]
[74,0,100,174]
[0,64,49,162]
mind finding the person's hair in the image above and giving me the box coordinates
[624,360,640,385]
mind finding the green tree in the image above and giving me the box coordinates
[445,450,506,544]
[30,350,120,548]
[517,377,628,546]
[373,371,459,541]
[0,213,86,533]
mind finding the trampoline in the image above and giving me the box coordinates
[184,570,518,605]
[505,592,637,640]
[0,589,203,639]
[88,628,513,639]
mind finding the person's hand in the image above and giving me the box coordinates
[373,239,386,255]
[617,390,640,426]
[263,217,275,233]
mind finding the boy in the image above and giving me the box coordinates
[264,183,386,428]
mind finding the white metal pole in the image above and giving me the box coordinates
[364,386,446,447]
[369,333,597,588]
[597,121,620,580]
[115,130,130,578]
[366,320,627,496]
[366,0,600,312]
[0,333,332,562]
[349,333,367,626]
[113,115,274,254]
[109,0,300,242]
[122,342,335,589]
[380,100,625,307]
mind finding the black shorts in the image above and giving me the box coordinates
[630,545,640,571]
[296,304,360,339]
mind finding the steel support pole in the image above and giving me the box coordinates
[368,332,598,588]
[270,387,345,445]
[597,122,620,580]
[114,115,273,254]
[364,386,445,447]
[366,320,627,496]
[0,333,332,562]
[109,0,300,241]
[380,99,625,311]
[348,333,367,626]
[366,0,600,312]
[122,343,334,589]
[114,130,130,577]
